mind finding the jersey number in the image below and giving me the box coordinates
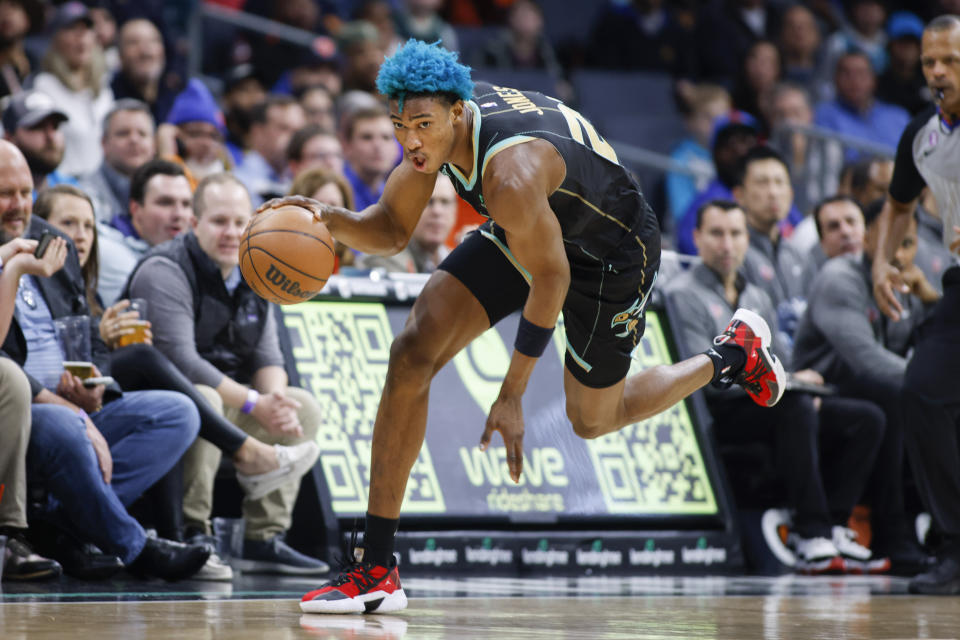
[557,103,619,164]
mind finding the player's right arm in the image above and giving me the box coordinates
[258,160,437,256]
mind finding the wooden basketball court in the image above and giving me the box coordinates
[3,575,959,639]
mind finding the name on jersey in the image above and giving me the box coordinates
[491,85,544,115]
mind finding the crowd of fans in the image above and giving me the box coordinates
[0,0,956,585]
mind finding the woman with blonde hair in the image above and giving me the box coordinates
[32,3,114,177]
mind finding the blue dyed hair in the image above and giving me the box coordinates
[376,39,474,112]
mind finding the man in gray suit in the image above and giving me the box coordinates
[795,197,937,574]
[665,199,884,573]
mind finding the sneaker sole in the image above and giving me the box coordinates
[731,308,786,407]
[796,555,846,575]
[238,442,320,501]
[300,588,407,614]
[844,557,891,575]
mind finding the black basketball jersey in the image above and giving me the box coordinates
[440,81,657,270]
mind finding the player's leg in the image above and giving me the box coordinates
[301,225,529,614]
[366,270,492,520]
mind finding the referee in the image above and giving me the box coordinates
[873,15,960,595]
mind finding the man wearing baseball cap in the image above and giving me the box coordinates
[2,89,75,191]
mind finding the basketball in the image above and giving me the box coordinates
[239,204,335,305]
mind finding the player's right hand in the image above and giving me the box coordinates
[872,260,907,321]
[481,394,525,483]
[255,196,328,224]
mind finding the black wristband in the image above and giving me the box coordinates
[514,315,554,358]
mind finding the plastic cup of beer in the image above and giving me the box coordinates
[117,298,150,348]
[55,315,93,379]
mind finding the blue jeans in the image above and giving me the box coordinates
[27,391,200,563]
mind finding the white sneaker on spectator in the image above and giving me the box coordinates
[187,534,234,581]
[788,533,845,574]
[237,441,320,501]
[832,526,890,574]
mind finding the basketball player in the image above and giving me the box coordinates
[262,41,786,613]
[872,15,960,595]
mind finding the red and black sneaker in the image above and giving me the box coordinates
[300,547,407,614]
[713,308,786,407]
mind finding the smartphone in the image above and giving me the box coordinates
[34,231,53,258]
[82,376,115,387]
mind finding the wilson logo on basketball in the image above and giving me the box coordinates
[265,264,313,300]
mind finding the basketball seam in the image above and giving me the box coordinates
[244,228,336,257]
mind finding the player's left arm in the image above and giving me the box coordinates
[479,139,569,483]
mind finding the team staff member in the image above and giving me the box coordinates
[872,14,960,595]
[264,41,787,613]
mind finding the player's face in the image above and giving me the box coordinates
[738,158,793,230]
[694,206,749,279]
[193,181,251,273]
[390,97,460,173]
[817,200,864,259]
[922,25,960,113]
[46,194,95,267]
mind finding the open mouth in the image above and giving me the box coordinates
[409,154,427,171]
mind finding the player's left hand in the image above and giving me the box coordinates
[481,394,525,483]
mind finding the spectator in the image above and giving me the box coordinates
[32,1,114,177]
[2,90,75,191]
[361,173,457,273]
[667,84,730,228]
[822,0,888,82]
[221,64,266,165]
[915,189,954,294]
[341,105,400,212]
[126,173,329,575]
[338,20,386,94]
[395,0,459,51]
[298,84,336,133]
[248,0,332,90]
[877,11,931,116]
[768,82,843,216]
[35,183,321,580]
[677,110,760,255]
[78,99,156,224]
[162,79,231,187]
[289,168,356,272]
[798,195,866,292]
[732,39,781,131]
[795,197,937,575]
[88,3,118,73]
[110,18,181,124]
[97,159,192,305]
[233,95,305,205]
[288,124,345,178]
[0,140,209,580]
[693,0,783,84]
[814,51,910,159]
[587,0,694,73]
[478,0,560,76]
[0,235,65,581]
[779,4,827,101]
[735,146,807,344]
[356,0,403,56]
[664,199,884,573]
[840,156,894,208]
[0,0,43,98]
[272,46,342,99]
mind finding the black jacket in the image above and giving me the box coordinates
[1,216,120,400]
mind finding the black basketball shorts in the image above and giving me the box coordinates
[438,218,661,388]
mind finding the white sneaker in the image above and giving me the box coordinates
[193,551,234,581]
[832,526,890,574]
[788,533,844,574]
[237,441,320,501]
